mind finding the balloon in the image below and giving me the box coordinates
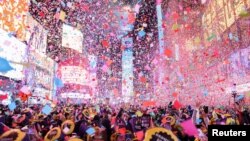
[0,57,13,73]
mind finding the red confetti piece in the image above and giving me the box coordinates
[164,49,172,57]
[0,94,8,100]
[139,77,147,83]
[39,11,45,18]
[172,92,178,98]
[101,40,109,48]
[173,100,182,110]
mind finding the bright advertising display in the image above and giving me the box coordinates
[0,29,27,80]
[29,50,55,90]
[61,66,88,85]
[62,24,83,53]
[202,0,250,44]
[29,50,55,73]
[26,14,48,55]
[122,37,134,100]
[0,0,28,41]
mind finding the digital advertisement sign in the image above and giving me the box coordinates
[62,24,83,53]
[0,29,27,80]
[122,37,134,100]
[202,0,250,44]
[26,14,48,54]
[29,50,55,73]
[61,66,88,85]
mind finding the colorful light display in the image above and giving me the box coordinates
[61,66,88,85]
[26,14,48,55]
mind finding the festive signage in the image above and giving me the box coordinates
[144,127,178,141]
[62,24,83,53]
[61,66,88,85]
[0,0,28,40]
[26,14,48,55]
[0,29,27,80]
[141,115,151,129]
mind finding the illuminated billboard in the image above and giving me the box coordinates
[26,14,48,54]
[0,0,28,41]
[61,66,88,85]
[122,37,134,99]
[62,24,83,53]
[202,0,250,44]
[29,50,55,73]
[0,29,27,80]
[28,50,55,91]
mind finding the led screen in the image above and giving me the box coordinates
[0,29,27,80]
[62,24,83,53]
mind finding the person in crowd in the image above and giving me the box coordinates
[0,99,249,141]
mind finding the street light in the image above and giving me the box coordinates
[232,83,237,102]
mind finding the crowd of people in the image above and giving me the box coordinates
[0,100,250,141]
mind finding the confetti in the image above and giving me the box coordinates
[0,57,13,73]
[8,102,16,111]
[42,105,52,115]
